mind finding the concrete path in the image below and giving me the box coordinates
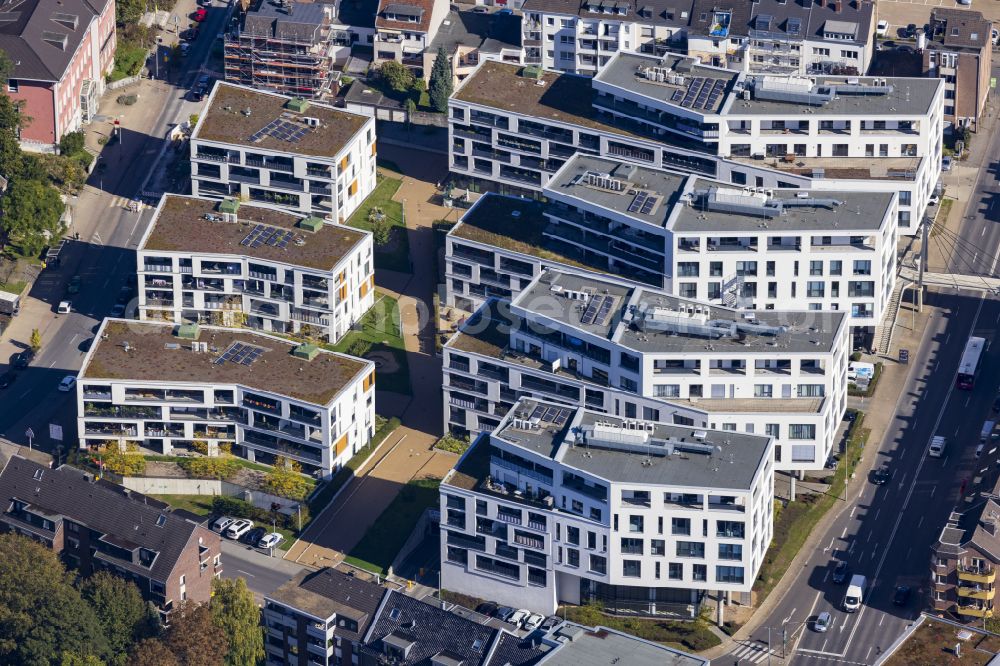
[285,146,461,569]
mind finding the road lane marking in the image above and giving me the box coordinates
[874,508,881,521]
[945,333,951,344]
[966,395,972,407]
[236,569,255,577]
[931,486,936,497]
[823,570,830,582]
[879,613,885,627]
[841,527,847,538]
[866,646,873,661]
[47,360,55,368]
[866,531,872,542]
[17,390,30,399]
[850,506,856,518]
[918,516,924,527]
[906,547,912,559]
[870,547,877,559]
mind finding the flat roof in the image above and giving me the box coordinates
[728,155,921,181]
[494,398,770,490]
[194,82,369,158]
[733,75,941,117]
[546,155,688,229]
[540,624,709,666]
[453,61,641,139]
[515,270,844,354]
[594,52,739,114]
[669,184,894,233]
[141,195,368,271]
[81,320,369,405]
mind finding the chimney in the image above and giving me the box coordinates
[984,519,997,535]
[831,0,841,11]
[816,0,824,7]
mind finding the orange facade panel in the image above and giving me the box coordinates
[335,433,349,456]
[348,180,358,196]
[363,371,375,392]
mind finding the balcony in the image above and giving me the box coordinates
[957,604,993,618]
[958,586,996,600]
[959,566,996,584]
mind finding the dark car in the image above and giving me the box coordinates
[476,602,499,617]
[825,455,839,470]
[893,585,911,606]
[872,467,891,485]
[243,526,266,545]
[832,561,850,584]
[540,616,562,631]
[11,350,33,369]
[0,372,16,389]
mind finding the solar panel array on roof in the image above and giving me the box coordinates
[580,295,604,325]
[627,191,648,213]
[679,77,727,111]
[240,224,295,249]
[214,342,265,366]
[249,118,312,144]
[593,296,615,326]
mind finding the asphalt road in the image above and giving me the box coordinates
[0,5,231,453]
[729,77,1000,665]
[220,539,305,601]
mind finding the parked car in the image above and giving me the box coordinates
[507,609,530,627]
[476,602,499,617]
[58,375,77,392]
[471,5,488,11]
[928,194,940,206]
[212,516,235,532]
[194,7,207,21]
[258,532,284,549]
[67,275,81,294]
[0,372,16,390]
[11,350,33,369]
[876,20,889,37]
[942,156,953,172]
[540,616,561,631]
[497,7,513,14]
[825,455,839,470]
[893,585,911,606]
[225,519,254,539]
[57,300,72,314]
[813,611,831,633]
[871,466,891,485]
[832,560,850,584]
[495,606,516,622]
[110,303,126,317]
[522,613,544,631]
[180,43,190,57]
[243,526,266,545]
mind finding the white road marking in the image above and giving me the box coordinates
[17,390,30,399]
[874,508,881,521]
[870,547,877,559]
[931,486,937,498]
[866,646,874,661]
[918,516,924,528]
[823,570,830,582]
[236,569,255,578]
[966,395,972,407]
[879,613,885,627]
[945,333,951,344]
[841,527,847,538]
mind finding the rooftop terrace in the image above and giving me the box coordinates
[546,154,688,229]
[594,53,740,115]
[141,195,368,270]
[727,155,922,181]
[81,321,370,405]
[194,82,369,158]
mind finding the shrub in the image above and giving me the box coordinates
[116,94,137,106]
[347,338,372,358]
[209,496,304,533]
[434,434,470,454]
[95,442,146,476]
[179,457,239,480]
[263,468,311,501]
[191,440,209,455]
[850,351,862,362]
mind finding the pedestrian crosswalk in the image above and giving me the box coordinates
[729,640,781,664]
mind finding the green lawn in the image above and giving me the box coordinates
[557,604,721,652]
[329,292,411,395]
[0,279,26,295]
[151,494,215,517]
[344,478,441,575]
[347,175,411,273]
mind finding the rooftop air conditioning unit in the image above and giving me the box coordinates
[302,117,320,127]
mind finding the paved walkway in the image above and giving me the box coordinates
[285,145,461,568]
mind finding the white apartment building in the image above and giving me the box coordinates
[449,56,944,235]
[191,82,377,222]
[446,154,897,345]
[77,320,376,479]
[373,0,450,69]
[441,397,774,615]
[520,0,689,75]
[686,0,874,76]
[137,195,374,344]
[444,269,850,471]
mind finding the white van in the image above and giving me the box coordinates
[848,362,875,383]
[844,574,867,612]
[981,421,997,444]
[929,436,947,458]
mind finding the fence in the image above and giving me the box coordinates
[108,75,142,90]
[121,476,300,514]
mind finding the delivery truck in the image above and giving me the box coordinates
[0,289,20,316]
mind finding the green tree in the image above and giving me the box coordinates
[30,328,41,351]
[0,48,13,88]
[1,179,65,256]
[210,579,263,666]
[79,572,156,666]
[0,534,110,665]
[127,639,179,666]
[61,653,107,666]
[163,603,227,666]
[371,212,392,247]
[58,130,86,157]
[428,46,453,113]
[379,60,414,93]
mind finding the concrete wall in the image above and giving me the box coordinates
[121,476,301,513]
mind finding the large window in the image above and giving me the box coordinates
[789,424,816,440]
[719,544,743,560]
[716,566,745,584]
[676,541,705,558]
[622,560,642,577]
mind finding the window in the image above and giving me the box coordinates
[622,560,641,577]
[719,543,743,560]
[716,566,745,584]
[807,281,825,298]
[789,424,815,439]
[676,541,705,558]
[829,260,842,276]
[717,521,745,538]
[754,384,773,398]
[809,261,823,276]
[678,283,697,298]
[693,564,707,581]
[567,526,580,545]
[7,80,17,93]
[567,548,580,567]
[792,444,816,462]
[629,515,644,533]
[651,539,665,555]
[589,554,607,574]
[621,538,643,555]
[710,261,723,277]
[654,384,680,398]
[678,262,699,277]
[672,517,691,535]
[668,563,683,580]
[798,384,825,397]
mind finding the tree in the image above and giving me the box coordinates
[0,534,110,666]
[58,131,86,157]
[61,653,107,666]
[127,639,179,666]
[79,572,156,666]
[210,579,263,666]
[428,46,453,113]
[369,207,392,246]
[379,60,414,93]
[30,328,41,351]
[1,179,65,256]
[0,49,12,88]
[163,603,227,666]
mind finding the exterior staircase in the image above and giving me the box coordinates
[873,280,906,356]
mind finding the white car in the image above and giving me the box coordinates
[57,300,72,314]
[258,532,284,549]
[212,516,234,532]
[507,609,530,627]
[876,20,889,37]
[928,194,940,206]
[224,518,254,539]
[942,156,953,172]
[58,375,77,392]
[522,613,544,631]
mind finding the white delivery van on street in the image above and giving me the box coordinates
[844,574,867,612]
[929,436,947,458]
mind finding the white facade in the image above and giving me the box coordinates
[440,398,774,615]
[136,195,374,344]
[77,320,376,479]
[373,0,450,67]
[448,58,944,236]
[191,83,377,222]
[444,269,851,471]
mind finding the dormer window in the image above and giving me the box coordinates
[41,31,67,50]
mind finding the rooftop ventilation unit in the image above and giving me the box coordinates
[585,171,626,192]
[635,303,788,338]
